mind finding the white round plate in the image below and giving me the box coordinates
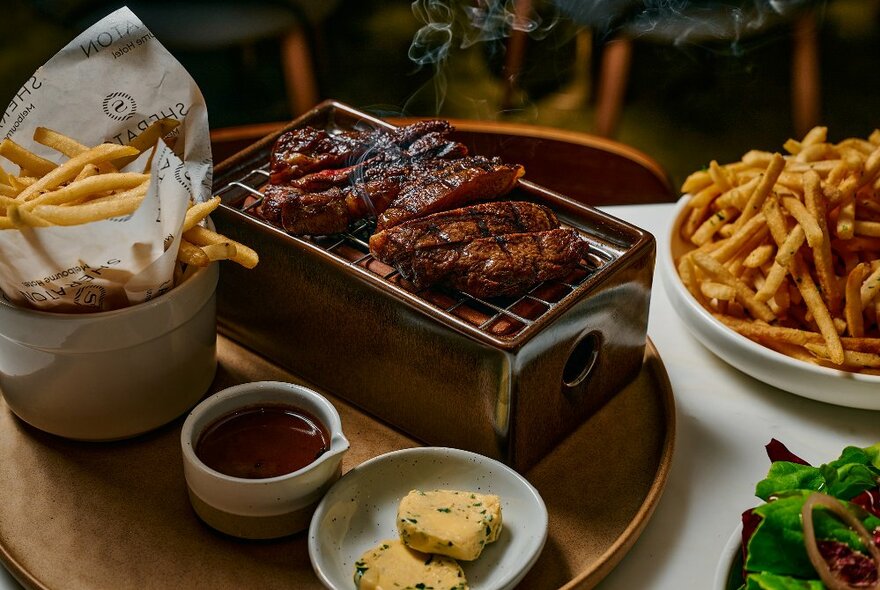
[713,524,743,590]
[308,447,548,590]
[662,196,880,410]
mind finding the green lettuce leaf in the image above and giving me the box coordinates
[744,572,825,589]
[864,443,880,468]
[755,445,880,502]
[745,491,880,578]
[756,463,824,501]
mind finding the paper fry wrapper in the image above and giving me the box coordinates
[0,7,211,312]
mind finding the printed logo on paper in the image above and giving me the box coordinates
[102,92,137,122]
[74,284,106,308]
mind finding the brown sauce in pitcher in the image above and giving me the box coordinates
[196,405,330,479]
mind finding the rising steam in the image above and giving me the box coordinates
[407,0,817,113]
[408,0,556,113]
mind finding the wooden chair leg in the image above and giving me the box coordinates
[280,25,320,117]
[791,11,821,137]
[594,37,632,138]
[500,0,532,111]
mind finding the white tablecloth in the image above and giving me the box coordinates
[2,203,877,590]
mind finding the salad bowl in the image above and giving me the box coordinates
[723,440,880,589]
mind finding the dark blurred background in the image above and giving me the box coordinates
[3,0,879,187]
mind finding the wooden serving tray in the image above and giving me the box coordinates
[0,336,674,590]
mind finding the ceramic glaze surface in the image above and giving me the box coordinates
[0,263,219,440]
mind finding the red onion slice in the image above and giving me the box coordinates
[801,492,880,590]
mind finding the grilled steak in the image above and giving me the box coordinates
[260,118,581,298]
[269,120,463,184]
[258,184,366,235]
[369,201,559,266]
[402,228,589,298]
[257,156,523,236]
[376,156,524,230]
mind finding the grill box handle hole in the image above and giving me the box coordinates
[562,331,601,390]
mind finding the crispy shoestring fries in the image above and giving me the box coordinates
[678,127,880,373]
[0,126,258,278]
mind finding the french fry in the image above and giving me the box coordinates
[73,164,100,182]
[77,181,149,205]
[33,127,88,158]
[110,119,181,171]
[715,176,760,210]
[0,138,57,176]
[803,170,841,313]
[691,207,738,246]
[845,263,869,337]
[756,225,805,303]
[6,203,52,228]
[19,172,149,209]
[701,281,736,301]
[15,144,139,202]
[858,146,880,188]
[804,344,880,369]
[687,183,722,210]
[182,196,221,232]
[854,220,880,238]
[836,191,856,239]
[680,169,712,194]
[184,225,259,269]
[861,265,880,310]
[796,143,835,163]
[711,213,767,263]
[693,251,775,322]
[708,160,732,192]
[177,239,210,267]
[743,243,774,268]
[789,255,844,364]
[32,193,144,225]
[781,195,823,248]
[734,153,785,230]
[200,242,238,262]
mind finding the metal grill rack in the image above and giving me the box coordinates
[215,165,615,340]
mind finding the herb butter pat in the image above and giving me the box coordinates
[354,539,467,590]
[397,490,503,561]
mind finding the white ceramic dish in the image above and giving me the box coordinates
[308,446,548,590]
[0,262,219,439]
[661,196,880,410]
[713,524,744,590]
[181,381,349,540]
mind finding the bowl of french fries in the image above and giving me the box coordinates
[661,127,880,410]
[0,126,258,439]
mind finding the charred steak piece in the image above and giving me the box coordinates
[402,228,589,299]
[269,120,463,184]
[258,184,362,235]
[259,181,404,236]
[376,156,524,231]
[286,133,468,193]
[369,201,559,266]
[270,127,371,184]
[257,155,522,236]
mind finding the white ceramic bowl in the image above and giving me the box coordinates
[714,524,744,590]
[181,381,349,540]
[308,446,548,590]
[661,196,880,410]
[0,263,219,439]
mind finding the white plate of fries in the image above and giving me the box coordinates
[662,127,880,410]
